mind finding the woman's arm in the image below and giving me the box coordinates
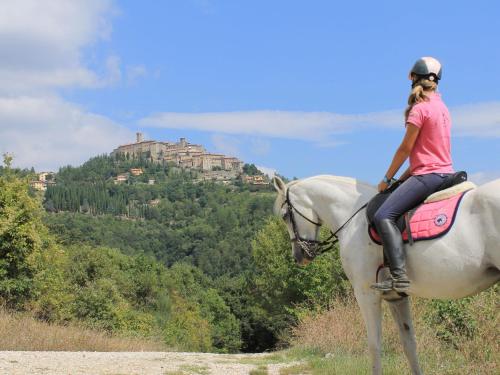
[399,167,412,182]
[378,123,420,192]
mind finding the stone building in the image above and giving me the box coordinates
[30,171,56,191]
[111,133,171,160]
[38,172,55,182]
[242,175,269,185]
[114,173,129,184]
[111,133,244,173]
[30,180,47,191]
[130,168,143,176]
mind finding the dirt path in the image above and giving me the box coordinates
[0,351,301,375]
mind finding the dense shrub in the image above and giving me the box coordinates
[163,293,212,352]
[423,298,477,345]
[251,217,349,339]
[0,156,46,307]
[167,263,242,352]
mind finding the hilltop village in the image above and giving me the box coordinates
[112,133,244,172]
[30,133,269,190]
[110,133,268,185]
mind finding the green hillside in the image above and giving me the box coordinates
[0,154,344,353]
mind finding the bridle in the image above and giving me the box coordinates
[282,187,367,259]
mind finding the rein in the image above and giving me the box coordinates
[283,187,367,258]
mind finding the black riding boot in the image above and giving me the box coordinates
[371,218,410,292]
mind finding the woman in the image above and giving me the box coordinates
[371,57,454,293]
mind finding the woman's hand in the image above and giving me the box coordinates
[378,180,389,192]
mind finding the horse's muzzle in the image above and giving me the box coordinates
[292,241,315,265]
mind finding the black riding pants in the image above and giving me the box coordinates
[373,173,450,224]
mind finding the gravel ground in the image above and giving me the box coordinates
[0,351,300,375]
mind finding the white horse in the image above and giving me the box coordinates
[272,175,500,375]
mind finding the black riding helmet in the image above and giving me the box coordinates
[410,56,442,84]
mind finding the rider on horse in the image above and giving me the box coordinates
[371,57,454,293]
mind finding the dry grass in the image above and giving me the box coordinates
[0,308,168,352]
[412,287,499,374]
[290,289,499,374]
[279,363,313,374]
[249,365,269,375]
[291,295,403,355]
[291,295,370,355]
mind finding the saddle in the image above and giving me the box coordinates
[366,171,474,245]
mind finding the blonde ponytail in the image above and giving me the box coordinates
[405,79,438,120]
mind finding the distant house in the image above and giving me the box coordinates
[30,172,57,191]
[148,179,156,185]
[148,199,161,207]
[130,168,143,176]
[242,175,269,185]
[30,180,47,191]
[114,173,129,184]
[198,170,238,183]
[252,176,268,185]
[38,171,55,182]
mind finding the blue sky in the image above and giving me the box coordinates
[1,1,499,184]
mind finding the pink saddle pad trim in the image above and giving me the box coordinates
[369,191,468,245]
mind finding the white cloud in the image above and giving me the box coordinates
[0,1,139,171]
[140,111,363,141]
[0,96,134,171]
[452,102,500,137]
[211,134,241,157]
[256,165,276,178]
[139,101,500,141]
[103,55,122,86]
[193,0,216,15]
[250,138,271,156]
[468,171,500,185]
[0,0,117,93]
[126,65,148,85]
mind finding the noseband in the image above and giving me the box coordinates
[282,188,337,258]
[282,187,367,259]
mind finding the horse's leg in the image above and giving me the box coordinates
[354,287,382,375]
[388,297,422,375]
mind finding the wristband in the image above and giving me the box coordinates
[383,175,396,184]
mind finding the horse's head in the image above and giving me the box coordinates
[272,176,322,265]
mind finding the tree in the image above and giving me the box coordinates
[242,163,262,176]
[81,198,90,213]
[0,155,46,306]
[251,217,349,337]
[167,263,242,352]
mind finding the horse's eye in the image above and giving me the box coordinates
[282,211,290,220]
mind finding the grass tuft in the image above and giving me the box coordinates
[0,307,167,351]
[249,365,269,375]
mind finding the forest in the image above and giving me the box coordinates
[1,154,345,353]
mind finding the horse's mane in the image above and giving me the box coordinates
[273,175,374,214]
[299,175,375,191]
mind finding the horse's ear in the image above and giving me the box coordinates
[272,176,286,193]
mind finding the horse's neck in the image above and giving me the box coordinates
[304,177,375,231]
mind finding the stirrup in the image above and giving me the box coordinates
[371,278,394,292]
[393,278,410,293]
[371,277,410,293]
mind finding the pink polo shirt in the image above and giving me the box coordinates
[406,92,454,175]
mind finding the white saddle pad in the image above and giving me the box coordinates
[425,181,477,203]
